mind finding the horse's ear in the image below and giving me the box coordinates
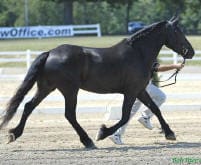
[172,15,179,26]
[169,15,176,22]
[169,11,180,25]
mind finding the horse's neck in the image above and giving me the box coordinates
[139,32,165,69]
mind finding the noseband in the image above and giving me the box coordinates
[182,46,189,58]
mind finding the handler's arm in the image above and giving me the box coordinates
[157,63,184,72]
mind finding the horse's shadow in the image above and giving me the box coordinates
[11,141,201,153]
[99,142,201,152]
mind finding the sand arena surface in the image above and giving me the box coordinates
[0,110,201,165]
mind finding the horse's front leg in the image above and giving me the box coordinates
[96,94,135,141]
[137,90,176,140]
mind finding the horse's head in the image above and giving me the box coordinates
[165,16,194,59]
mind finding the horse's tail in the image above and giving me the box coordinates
[0,52,49,129]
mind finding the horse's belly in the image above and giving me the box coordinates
[80,79,122,94]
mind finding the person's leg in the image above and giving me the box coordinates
[109,99,142,144]
[138,83,166,129]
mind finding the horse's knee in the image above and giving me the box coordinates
[23,102,34,116]
[121,115,130,126]
[64,112,70,120]
[64,111,75,123]
[148,103,161,115]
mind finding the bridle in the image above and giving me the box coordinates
[154,27,189,88]
[153,57,186,88]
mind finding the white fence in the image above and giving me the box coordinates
[0,50,201,71]
[0,49,201,80]
[72,24,101,37]
[0,50,42,69]
[0,92,200,114]
[159,50,201,64]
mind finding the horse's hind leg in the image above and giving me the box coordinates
[7,85,53,143]
[58,85,96,149]
[137,90,176,140]
[96,94,135,141]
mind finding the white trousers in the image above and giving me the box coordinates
[115,83,166,136]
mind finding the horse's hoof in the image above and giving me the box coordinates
[7,133,15,144]
[85,143,97,150]
[95,124,106,141]
[165,133,176,140]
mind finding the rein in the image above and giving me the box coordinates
[153,58,186,88]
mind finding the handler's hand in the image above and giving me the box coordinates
[174,63,184,70]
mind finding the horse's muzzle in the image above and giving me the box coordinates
[182,46,195,59]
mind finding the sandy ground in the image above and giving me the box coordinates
[0,110,201,165]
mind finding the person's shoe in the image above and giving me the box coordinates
[109,134,123,145]
[138,116,153,130]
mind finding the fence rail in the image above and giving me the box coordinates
[73,24,101,37]
[0,92,200,113]
[0,50,201,70]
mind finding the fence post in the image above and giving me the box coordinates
[26,49,31,70]
[97,24,101,37]
[173,52,178,64]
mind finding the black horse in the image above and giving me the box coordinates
[0,17,194,149]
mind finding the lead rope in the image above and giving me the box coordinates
[153,58,186,88]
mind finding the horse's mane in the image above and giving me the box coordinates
[127,21,167,45]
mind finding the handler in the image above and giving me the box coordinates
[108,62,184,145]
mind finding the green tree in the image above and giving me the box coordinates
[104,0,138,33]
[86,0,138,33]
[45,0,137,32]
[181,0,201,34]
[0,0,23,26]
[43,0,74,25]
